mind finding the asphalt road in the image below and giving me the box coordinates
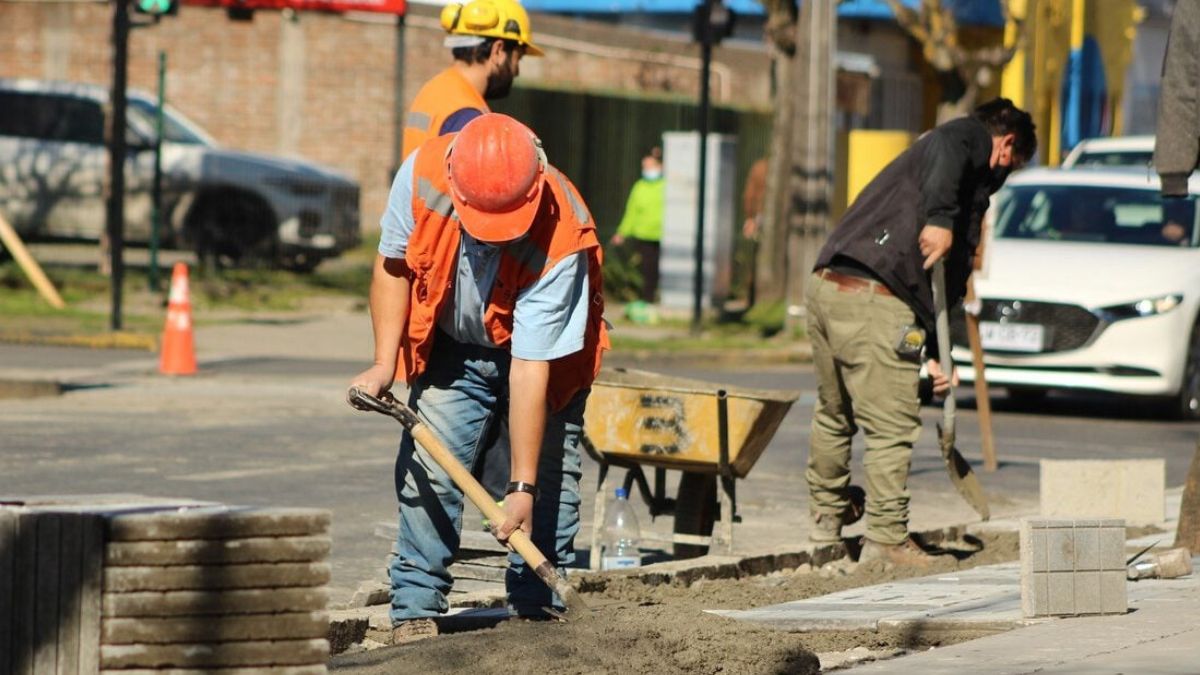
[2,343,1197,603]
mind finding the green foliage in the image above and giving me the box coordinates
[743,298,787,336]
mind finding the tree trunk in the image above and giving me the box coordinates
[755,46,796,307]
[1175,440,1200,553]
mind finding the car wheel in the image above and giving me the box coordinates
[1174,322,1200,421]
[280,253,321,274]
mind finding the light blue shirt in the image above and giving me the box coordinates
[379,152,590,361]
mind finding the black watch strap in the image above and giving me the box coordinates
[505,481,537,499]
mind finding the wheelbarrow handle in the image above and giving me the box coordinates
[346,387,589,619]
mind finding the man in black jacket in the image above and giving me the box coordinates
[805,99,1035,566]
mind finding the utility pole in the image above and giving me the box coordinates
[691,0,714,334]
[690,0,734,334]
[150,50,166,293]
[108,0,132,331]
[782,0,836,333]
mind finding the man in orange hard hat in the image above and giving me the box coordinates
[400,0,543,161]
[350,113,607,644]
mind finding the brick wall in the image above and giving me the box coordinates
[0,3,771,233]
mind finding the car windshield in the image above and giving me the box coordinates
[126,98,209,145]
[994,185,1200,248]
[1071,150,1153,168]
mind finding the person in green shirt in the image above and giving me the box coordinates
[610,147,665,324]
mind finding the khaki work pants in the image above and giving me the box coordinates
[805,272,923,545]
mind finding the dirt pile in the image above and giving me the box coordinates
[331,533,1020,675]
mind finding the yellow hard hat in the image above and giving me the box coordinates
[440,0,544,57]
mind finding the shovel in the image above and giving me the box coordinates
[348,387,592,622]
[932,261,991,521]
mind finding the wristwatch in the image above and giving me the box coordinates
[505,481,538,499]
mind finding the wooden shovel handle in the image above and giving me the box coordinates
[407,423,549,569]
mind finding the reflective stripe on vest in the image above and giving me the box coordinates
[406,111,432,133]
[548,167,590,225]
[416,177,455,218]
[401,68,489,160]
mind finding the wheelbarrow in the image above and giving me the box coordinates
[582,367,800,567]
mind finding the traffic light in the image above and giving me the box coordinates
[691,0,736,46]
[134,0,178,16]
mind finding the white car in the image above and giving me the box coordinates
[952,167,1200,419]
[1062,135,1154,169]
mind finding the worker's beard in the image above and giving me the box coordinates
[484,70,515,100]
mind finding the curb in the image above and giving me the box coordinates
[573,524,966,591]
[326,523,970,653]
[0,331,158,351]
[0,378,63,400]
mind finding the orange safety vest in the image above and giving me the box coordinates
[397,134,610,412]
[401,67,490,161]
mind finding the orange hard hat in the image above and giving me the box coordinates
[447,113,547,244]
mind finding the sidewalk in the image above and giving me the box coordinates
[851,573,1200,673]
[713,490,1192,673]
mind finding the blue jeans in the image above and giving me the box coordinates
[388,335,586,623]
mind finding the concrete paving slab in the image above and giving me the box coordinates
[712,554,1200,638]
[709,562,1041,632]
[101,588,329,618]
[848,575,1200,674]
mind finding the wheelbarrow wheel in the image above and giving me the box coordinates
[673,472,717,559]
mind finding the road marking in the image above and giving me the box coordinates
[167,456,394,482]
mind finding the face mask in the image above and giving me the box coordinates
[987,165,1012,194]
[642,169,662,181]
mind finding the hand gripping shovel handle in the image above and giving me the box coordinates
[932,262,990,521]
[347,388,590,620]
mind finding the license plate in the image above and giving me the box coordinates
[979,322,1044,352]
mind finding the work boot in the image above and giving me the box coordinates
[859,537,937,568]
[391,618,438,645]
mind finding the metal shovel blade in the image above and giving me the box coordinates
[938,424,990,520]
[932,261,991,521]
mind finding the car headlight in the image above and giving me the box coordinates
[1100,294,1184,322]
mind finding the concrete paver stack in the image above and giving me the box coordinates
[0,498,332,674]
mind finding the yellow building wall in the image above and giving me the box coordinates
[1001,0,1141,165]
[834,130,916,220]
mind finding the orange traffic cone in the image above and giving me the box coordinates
[159,262,197,376]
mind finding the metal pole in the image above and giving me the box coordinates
[392,13,406,177]
[150,50,166,293]
[691,0,714,335]
[108,0,131,331]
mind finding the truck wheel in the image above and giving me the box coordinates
[186,190,276,269]
[673,472,716,560]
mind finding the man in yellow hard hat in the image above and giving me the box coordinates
[400,0,543,160]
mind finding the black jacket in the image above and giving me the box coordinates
[815,117,1000,352]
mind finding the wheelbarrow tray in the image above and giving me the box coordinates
[583,367,800,479]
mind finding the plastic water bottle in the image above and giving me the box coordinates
[601,487,641,570]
